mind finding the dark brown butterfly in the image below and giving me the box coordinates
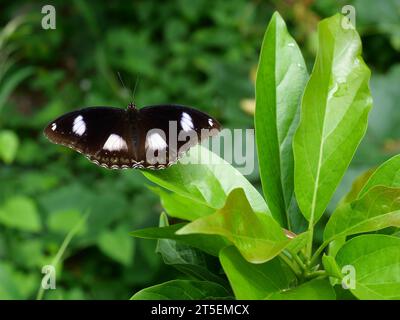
[44,104,221,169]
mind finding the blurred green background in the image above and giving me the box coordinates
[0,0,398,299]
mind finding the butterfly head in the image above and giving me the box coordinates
[127,103,138,112]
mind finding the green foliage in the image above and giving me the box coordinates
[0,130,19,164]
[149,186,214,221]
[97,226,135,266]
[336,235,400,299]
[321,254,342,280]
[156,213,226,286]
[324,186,400,242]
[47,209,87,235]
[131,223,227,257]
[255,12,308,228]
[219,246,296,299]
[358,154,400,196]
[0,196,41,232]
[177,188,289,263]
[132,10,400,300]
[131,279,232,300]
[268,279,336,300]
[293,14,372,227]
[143,146,269,215]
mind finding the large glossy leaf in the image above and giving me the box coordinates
[324,186,400,242]
[131,280,232,300]
[293,14,373,224]
[267,279,336,300]
[336,234,400,299]
[143,145,269,215]
[131,223,228,257]
[359,154,400,198]
[149,186,214,221]
[156,213,227,286]
[255,11,308,228]
[177,188,289,263]
[219,246,296,299]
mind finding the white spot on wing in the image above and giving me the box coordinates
[51,123,57,131]
[103,134,128,152]
[208,118,213,126]
[146,132,167,151]
[180,112,194,132]
[72,115,86,136]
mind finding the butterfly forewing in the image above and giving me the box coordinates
[44,107,139,168]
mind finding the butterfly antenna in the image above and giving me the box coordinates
[117,71,131,103]
[132,76,140,105]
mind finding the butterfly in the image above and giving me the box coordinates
[44,103,221,169]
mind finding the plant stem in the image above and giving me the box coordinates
[304,270,328,280]
[279,253,302,278]
[292,252,307,271]
[285,210,292,231]
[36,211,89,300]
[305,221,314,262]
[309,240,330,266]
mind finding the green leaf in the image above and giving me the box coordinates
[322,254,342,280]
[219,246,296,299]
[177,188,289,263]
[336,234,400,299]
[149,186,214,221]
[131,280,232,300]
[0,196,41,232]
[143,145,269,215]
[156,213,227,286]
[359,154,400,198]
[324,186,400,242]
[338,168,376,205]
[267,279,336,300]
[255,11,308,228]
[47,209,87,235]
[293,14,373,224]
[0,130,19,164]
[328,236,347,258]
[131,223,228,257]
[285,231,309,254]
[97,226,134,266]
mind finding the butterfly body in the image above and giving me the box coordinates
[44,104,221,169]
